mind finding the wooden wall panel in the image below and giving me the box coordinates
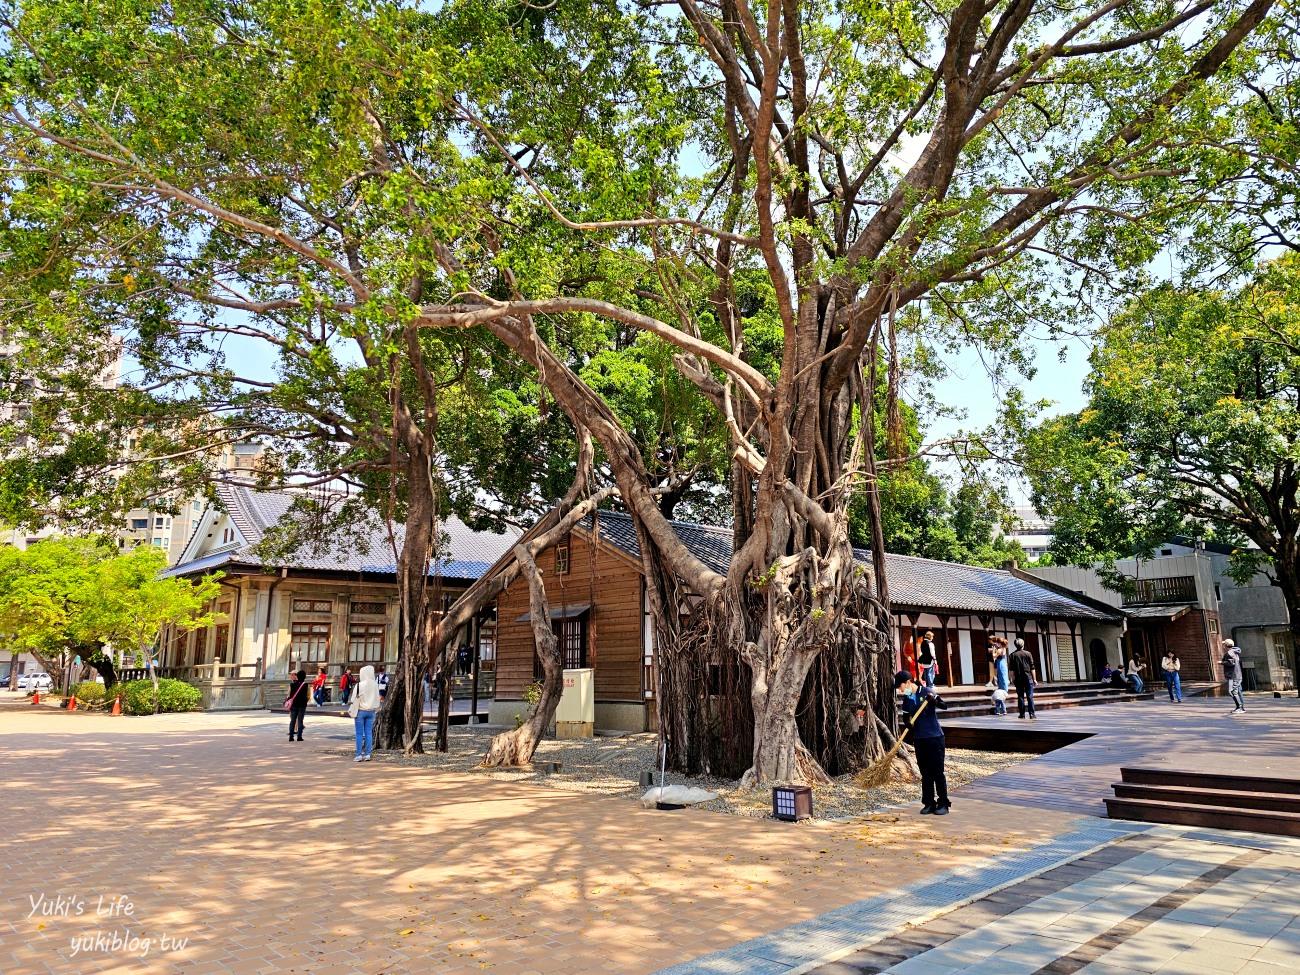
[495,531,645,702]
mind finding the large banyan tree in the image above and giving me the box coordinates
[0,0,1284,782]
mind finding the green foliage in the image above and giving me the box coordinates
[118,678,202,716]
[514,678,544,729]
[71,681,106,705]
[0,539,223,677]
[1027,254,1300,594]
[848,366,1025,567]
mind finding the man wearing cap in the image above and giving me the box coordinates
[1222,639,1246,714]
[895,670,950,815]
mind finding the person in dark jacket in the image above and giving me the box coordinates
[1222,639,1245,713]
[1008,638,1037,720]
[285,669,309,742]
[896,670,950,815]
[916,631,939,688]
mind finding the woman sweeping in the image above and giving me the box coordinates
[895,670,951,815]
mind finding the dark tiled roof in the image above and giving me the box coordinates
[164,484,519,582]
[589,511,1118,622]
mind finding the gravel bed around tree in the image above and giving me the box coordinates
[329,725,1036,822]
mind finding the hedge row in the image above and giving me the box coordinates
[72,678,202,715]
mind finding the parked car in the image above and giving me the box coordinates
[18,673,53,691]
[0,674,10,688]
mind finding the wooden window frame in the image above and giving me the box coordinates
[534,615,587,678]
[290,621,331,663]
[292,598,333,614]
[348,623,386,664]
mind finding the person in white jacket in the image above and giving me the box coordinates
[352,665,382,762]
[1160,651,1182,703]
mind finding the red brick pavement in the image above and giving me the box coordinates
[0,707,1079,975]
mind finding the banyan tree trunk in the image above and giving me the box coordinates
[375,428,438,754]
[480,546,564,767]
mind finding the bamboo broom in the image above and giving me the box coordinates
[853,697,930,790]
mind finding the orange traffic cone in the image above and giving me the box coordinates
[111,695,122,716]
[31,691,40,705]
[66,695,76,711]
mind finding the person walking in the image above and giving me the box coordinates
[352,664,381,762]
[1008,638,1037,720]
[993,644,1010,716]
[376,665,390,702]
[1160,651,1182,703]
[916,631,939,689]
[339,667,353,707]
[285,669,309,742]
[311,666,328,707]
[1222,639,1245,713]
[895,670,950,815]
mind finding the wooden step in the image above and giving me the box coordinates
[1112,782,1300,813]
[1105,796,1300,837]
[938,685,1133,704]
[1119,767,1300,796]
[941,692,1154,718]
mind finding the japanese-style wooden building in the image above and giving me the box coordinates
[487,511,1124,732]
[161,483,519,708]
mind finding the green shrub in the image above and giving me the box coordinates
[119,678,203,715]
[71,681,107,706]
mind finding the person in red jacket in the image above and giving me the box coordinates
[339,668,353,706]
[311,666,328,707]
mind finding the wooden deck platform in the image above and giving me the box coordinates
[945,692,1300,818]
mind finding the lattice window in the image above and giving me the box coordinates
[293,599,332,613]
[560,617,586,669]
[350,601,386,616]
[555,543,571,575]
[534,617,587,678]
[290,622,330,662]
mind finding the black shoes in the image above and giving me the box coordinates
[920,804,937,815]
[934,805,950,816]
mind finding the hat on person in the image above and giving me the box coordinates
[894,670,915,688]
[1223,639,1235,648]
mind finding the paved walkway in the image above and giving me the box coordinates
[0,706,1076,975]
[945,692,1300,816]
[4,693,1299,975]
[803,828,1300,975]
